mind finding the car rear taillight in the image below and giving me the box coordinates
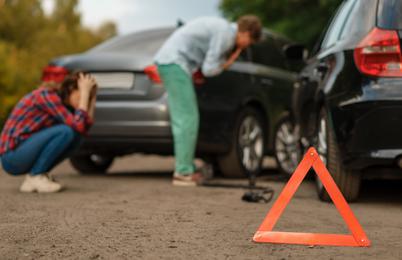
[42,65,68,83]
[144,65,162,83]
[354,27,402,77]
[192,70,205,85]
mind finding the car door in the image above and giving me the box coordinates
[249,33,298,145]
[195,48,255,151]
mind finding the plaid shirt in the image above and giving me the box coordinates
[0,86,93,155]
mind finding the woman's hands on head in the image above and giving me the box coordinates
[77,73,97,112]
[78,73,97,96]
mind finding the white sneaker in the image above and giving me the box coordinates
[20,174,63,193]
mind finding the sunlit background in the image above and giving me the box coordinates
[42,0,221,35]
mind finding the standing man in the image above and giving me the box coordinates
[155,15,262,186]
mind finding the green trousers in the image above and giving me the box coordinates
[157,64,199,174]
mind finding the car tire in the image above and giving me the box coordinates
[70,154,114,174]
[315,108,361,202]
[218,107,265,178]
[274,115,301,176]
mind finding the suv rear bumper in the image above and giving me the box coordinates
[334,84,402,171]
[344,150,402,170]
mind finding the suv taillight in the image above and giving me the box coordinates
[144,65,162,83]
[354,27,402,77]
[42,65,68,83]
[192,69,205,85]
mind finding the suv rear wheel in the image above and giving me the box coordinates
[274,115,301,175]
[70,154,114,174]
[218,107,265,178]
[315,108,361,202]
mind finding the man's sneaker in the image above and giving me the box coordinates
[172,172,204,187]
[20,174,62,193]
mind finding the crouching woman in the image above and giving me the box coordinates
[0,72,97,193]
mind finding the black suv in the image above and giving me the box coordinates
[290,0,402,201]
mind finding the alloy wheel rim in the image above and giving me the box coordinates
[90,154,109,166]
[275,121,299,175]
[238,116,264,172]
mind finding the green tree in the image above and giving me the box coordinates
[220,0,342,47]
[0,0,45,49]
[96,21,118,40]
[0,0,117,127]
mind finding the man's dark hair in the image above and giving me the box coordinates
[237,15,262,42]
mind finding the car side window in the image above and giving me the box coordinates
[251,35,287,69]
[237,47,252,62]
[378,0,402,30]
[321,0,357,50]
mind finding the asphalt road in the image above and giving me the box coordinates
[0,155,401,260]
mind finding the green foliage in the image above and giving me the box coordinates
[0,0,117,127]
[220,0,342,47]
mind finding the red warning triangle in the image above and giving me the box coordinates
[253,147,371,247]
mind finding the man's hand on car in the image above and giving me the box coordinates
[223,47,243,70]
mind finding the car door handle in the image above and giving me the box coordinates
[260,78,273,86]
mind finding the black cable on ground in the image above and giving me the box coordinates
[202,172,274,203]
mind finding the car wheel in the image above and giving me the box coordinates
[274,115,301,175]
[218,107,265,178]
[315,108,361,202]
[70,154,114,174]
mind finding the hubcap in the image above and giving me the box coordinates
[275,120,300,175]
[90,154,110,166]
[238,116,264,172]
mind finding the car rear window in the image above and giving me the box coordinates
[378,0,402,29]
[89,29,173,55]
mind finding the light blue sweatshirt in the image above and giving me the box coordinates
[154,17,237,77]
